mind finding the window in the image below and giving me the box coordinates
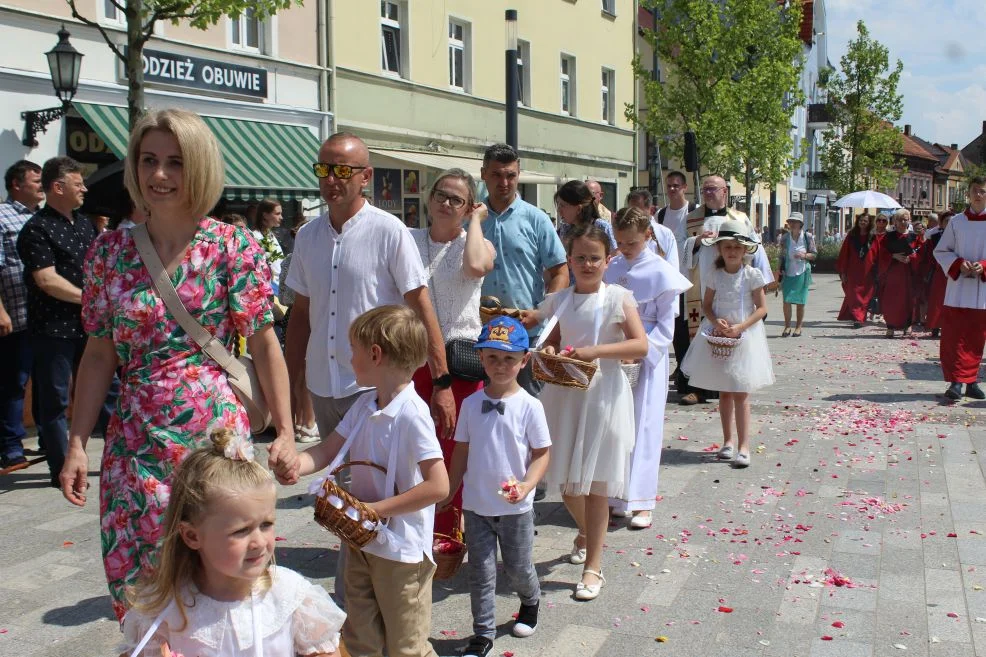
[602,0,616,15]
[102,0,124,24]
[517,40,531,107]
[231,7,262,52]
[448,19,471,92]
[561,55,577,116]
[381,1,404,76]
[601,68,615,124]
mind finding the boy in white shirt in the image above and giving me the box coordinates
[443,316,551,657]
[286,305,449,657]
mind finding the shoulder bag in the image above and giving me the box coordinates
[132,224,272,434]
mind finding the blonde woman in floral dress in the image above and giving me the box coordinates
[59,109,298,622]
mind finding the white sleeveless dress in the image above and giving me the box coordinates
[538,284,637,498]
[682,265,774,392]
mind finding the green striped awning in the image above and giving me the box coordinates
[73,102,321,201]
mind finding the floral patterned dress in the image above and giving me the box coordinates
[81,218,273,622]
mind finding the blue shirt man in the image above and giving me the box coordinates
[479,144,567,339]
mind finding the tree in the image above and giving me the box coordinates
[819,20,904,197]
[66,0,301,129]
[630,0,806,208]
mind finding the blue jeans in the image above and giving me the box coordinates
[463,510,541,639]
[0,329,32,460]
[31,335,118,483]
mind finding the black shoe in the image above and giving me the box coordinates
[967,383,986,400]
[852,321,862,329]
[931,328,940,338]
[462,635,494,657]
[0,454,27,469]
[533,485,546,501]
[945,383,963,400]
[512,601,539,637]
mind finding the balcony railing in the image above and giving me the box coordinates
[807,171,831,191]
[807,103,833,129]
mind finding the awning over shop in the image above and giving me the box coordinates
[369,148,562,186]
[73,102,321,201]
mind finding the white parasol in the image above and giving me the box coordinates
[832,190,902,209]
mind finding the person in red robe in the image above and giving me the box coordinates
[868,214,890,321]
[910,218,927,326]
[876,210,920,338]
[921,211,954,337]
[836,213,875,328]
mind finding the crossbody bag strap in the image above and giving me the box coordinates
[534,288,574,349]
[128,600,174,657]
[132,224,247,381]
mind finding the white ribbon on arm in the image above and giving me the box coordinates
[306,411,369,498]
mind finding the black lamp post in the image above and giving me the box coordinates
[505,9,518,150]
[22,25,84,147]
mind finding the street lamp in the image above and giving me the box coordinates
[505,9,518,149]
[22,25,84,147]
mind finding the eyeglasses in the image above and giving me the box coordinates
[667,184,684,190]
[971,188,986,196]
[312,163,368,180]
[432,189,468,209]
[572,255,605,267]
[701,187,725,194]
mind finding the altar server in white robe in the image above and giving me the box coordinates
[606,207,692,528]
[934,175,986,401]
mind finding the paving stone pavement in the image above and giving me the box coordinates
[4,273,986,657]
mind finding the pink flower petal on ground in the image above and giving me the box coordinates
[832,621,845,628]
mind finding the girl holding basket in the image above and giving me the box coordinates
[681,220,774,468]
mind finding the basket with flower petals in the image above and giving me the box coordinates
[702,330,743,361]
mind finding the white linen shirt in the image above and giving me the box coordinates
[337,385,444,564]
[286,201,428,398]
[454,388,551,517]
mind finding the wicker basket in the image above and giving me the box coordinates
[433,509,467,580]
[702,331,743,361]
[314,461,384,549]
[479,296,524,326]
[621,361,641,389]
[531,350,598,390]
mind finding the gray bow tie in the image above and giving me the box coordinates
[482,399,505,415]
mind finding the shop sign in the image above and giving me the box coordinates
[125,48,268,99]
[790,191,802,203]
[66,116,117,165]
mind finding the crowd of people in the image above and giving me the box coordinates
[1,106,984,657]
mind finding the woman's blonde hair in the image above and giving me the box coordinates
[348,305,428,374]
[128,429,273,630]
[124,109,225,220]
[612,206,652,234]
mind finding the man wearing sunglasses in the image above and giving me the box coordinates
[285,133,456,444]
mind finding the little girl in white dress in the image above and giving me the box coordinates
[682,220,774,468]
[122,430,345,657]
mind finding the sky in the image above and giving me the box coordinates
[825,0,986,148]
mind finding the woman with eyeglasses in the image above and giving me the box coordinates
[836,212,876,328]
[410,168,495,535]
[875,210,920,337]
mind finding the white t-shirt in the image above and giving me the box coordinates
[336,385,443,563]
[454,388,551,517]
[286,201,428,398]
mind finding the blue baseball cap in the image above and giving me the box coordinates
[474,316,529,352]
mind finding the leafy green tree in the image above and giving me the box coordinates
[819,20,904,197]
[66,0,301,128]
[630,0,806,209]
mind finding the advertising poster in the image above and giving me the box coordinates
[403,198,421,228]
[403,170,420,195]
[373,168,403,215]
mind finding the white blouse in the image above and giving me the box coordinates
[121,566,345,657]
[411,228,492,342]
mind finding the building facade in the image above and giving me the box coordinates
[0,0,330,219]
[330,0,638,225]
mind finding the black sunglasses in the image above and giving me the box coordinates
[312,163,368,180]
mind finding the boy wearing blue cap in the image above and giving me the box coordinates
[442,316,551,657]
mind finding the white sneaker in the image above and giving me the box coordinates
[295,424,320,444]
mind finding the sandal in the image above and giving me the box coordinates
[781,328,792,337]
[792,329,802,337]
[885,329,894,339]
[575,569,605,601]
[569,531,587,565]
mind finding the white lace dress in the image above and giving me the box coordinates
[681,265,774,392]
[121,566,345,657]
[411,228,490,341]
